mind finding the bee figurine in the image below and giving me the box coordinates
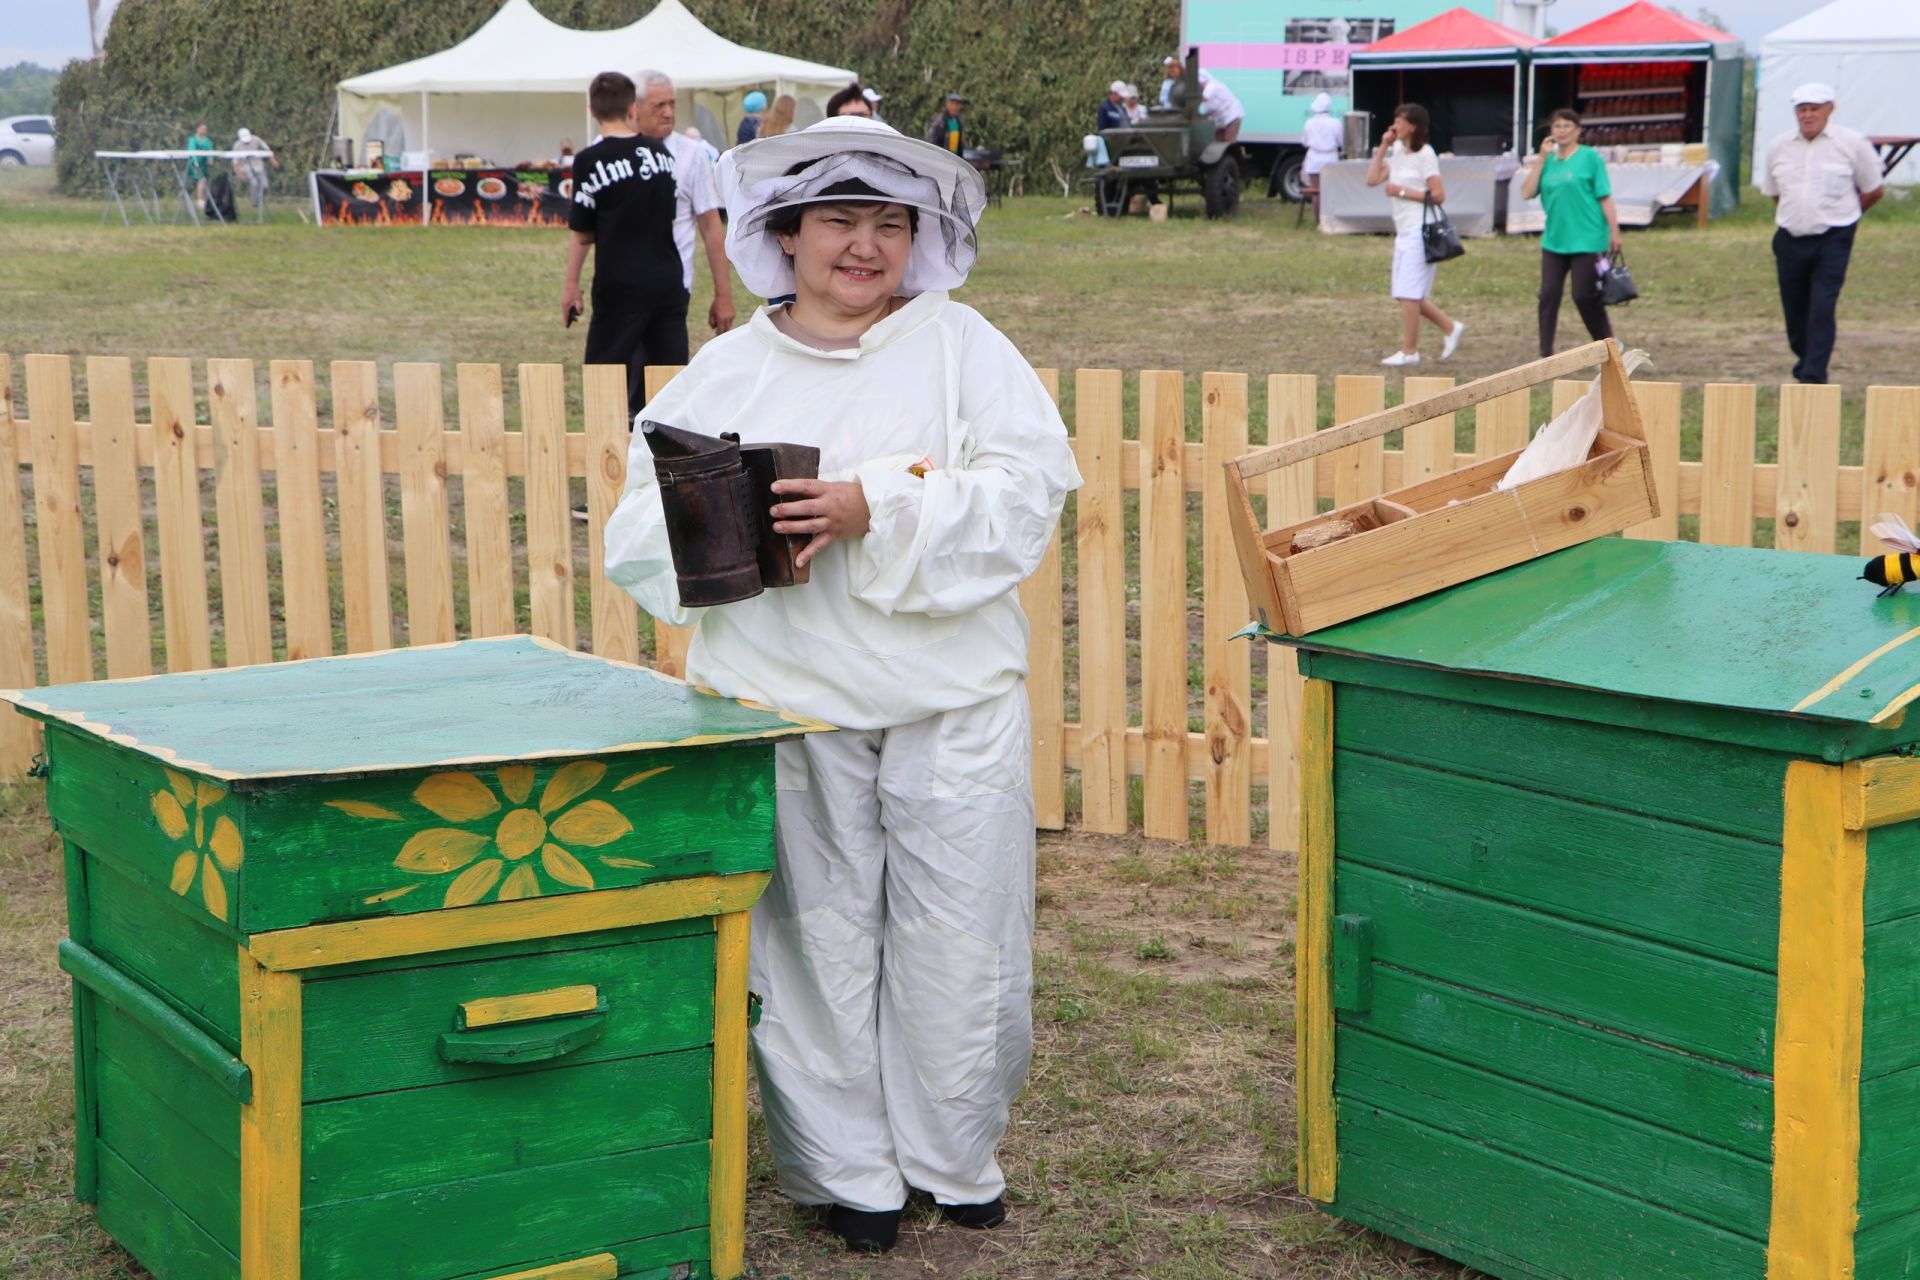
[1865,513,1920,598]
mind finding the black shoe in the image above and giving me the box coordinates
[940,1196,1008,1229]
[827,1205,902,1253]
[570,503,589,522]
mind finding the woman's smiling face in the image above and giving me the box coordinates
[777,202,913,316]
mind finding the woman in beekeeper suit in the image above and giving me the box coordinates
[604,116,1080,1255]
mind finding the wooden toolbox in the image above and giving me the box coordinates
[1,636,829,1280]
[1224,340,1659,636]
[1287,538,1920,1277]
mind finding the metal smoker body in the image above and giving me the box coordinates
[641,420,820,607]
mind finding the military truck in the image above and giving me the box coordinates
[1090,51,1242,219]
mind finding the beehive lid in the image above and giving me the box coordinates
[0,635,830,786]
[1289,538,1920,754]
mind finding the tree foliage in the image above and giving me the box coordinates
[0,63,61,117]
[54,0,1175,193]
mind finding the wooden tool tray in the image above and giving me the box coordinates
[1225,340,1659,637]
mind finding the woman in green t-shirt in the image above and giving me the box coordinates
[1521,108,1622,357]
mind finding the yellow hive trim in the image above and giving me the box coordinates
[460,983,599,1029]
[480,1252,618,1280]
[1792,622,1920,713]
[1297,678,1338,1203]
[245,871,772,971]
[711,910,752,1279]
[1767,762,1864,1280]
[238,947,302,1280]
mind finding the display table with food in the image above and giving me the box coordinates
[1506,156,1719,232]
[310,166,572,226]
[1315,154,1515,236]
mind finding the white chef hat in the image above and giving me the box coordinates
[718,116,987,298]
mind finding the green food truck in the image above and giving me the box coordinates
[1179,0,1513,197]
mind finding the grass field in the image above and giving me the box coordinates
[2,164,1918,1278]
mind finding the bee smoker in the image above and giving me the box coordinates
[640,420,821,607]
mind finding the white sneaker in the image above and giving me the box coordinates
[1380,351,1421,367]
[1441,322,1467,361]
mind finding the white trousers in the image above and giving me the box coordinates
[749,685,1036,1213]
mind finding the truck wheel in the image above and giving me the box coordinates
[1202,161,1240,219]
[1268,152,1306,202]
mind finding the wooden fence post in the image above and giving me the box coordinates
[1265,374,1317,852]
[1778,383,1842,554]
[457,363,515,639]
[1402,375,1457,485]
[87,357,153,679]
[26,355,91,685]
[521,363,575,648]
[1140,370,1188,841]
[209,358,274,667]
[1700,383,1756,547]
[149,357,213,672]
[1333,376,1386,508]
[270,360,333,662]
[584,365,640,666]
[1020,368,1067,831]
[1474,386,1530,462]
[1626,381,1682,540]
[0,354,40,770]
[1861,387,1920,553]
[1075,368,1127,834]
[1202,372,1251,847]
[394,362,456,645]
[330,360,393,654]
[641,364,692,678]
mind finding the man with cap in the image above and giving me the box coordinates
[1759,82,1885,385]
[862,86,885,123]
[737,90,768,147]
[1098,81,1130,132]
[926,93,967,153]
[231,127,278,221]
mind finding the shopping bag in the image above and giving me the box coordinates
[1601,249,1638,305]
[1422,195,1465,264]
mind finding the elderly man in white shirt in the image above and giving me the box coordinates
[1759,82,1884,385]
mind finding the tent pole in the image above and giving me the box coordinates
[422,92,432,226]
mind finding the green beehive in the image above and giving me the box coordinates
[1284,537,1920,1279]
[1,636,827,1280]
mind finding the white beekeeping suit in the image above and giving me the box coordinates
[604,116,1080,1246]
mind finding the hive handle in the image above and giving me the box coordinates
[437,1010,606,1065]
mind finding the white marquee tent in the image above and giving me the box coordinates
[1757,0,1919,187]
[335,0,857,166]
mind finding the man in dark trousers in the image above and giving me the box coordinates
[1759,82,1885,385]
[926,93,967,153]
[561,71,683,418]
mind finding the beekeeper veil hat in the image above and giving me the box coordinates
[718,116,988,298]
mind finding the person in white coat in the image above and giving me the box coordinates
[603,115,1081,1256]
[1300,91,1342,219]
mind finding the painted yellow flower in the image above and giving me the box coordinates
[335,762,669,909]
[150,769,242,920]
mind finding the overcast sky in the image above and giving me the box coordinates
[0,0,1830,69]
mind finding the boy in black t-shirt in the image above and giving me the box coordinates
[561,72,684,418]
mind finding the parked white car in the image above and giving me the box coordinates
[0,115,56,167]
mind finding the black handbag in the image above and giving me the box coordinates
[1601,249,1639,305]
[1421,194,1465,264]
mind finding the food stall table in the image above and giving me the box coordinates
[1283,537,1920,1277]
[3,636,829,1280]
[1506,158,1718,232]
[1315,155,1515,236]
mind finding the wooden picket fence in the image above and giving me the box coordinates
[5,352,1920,851]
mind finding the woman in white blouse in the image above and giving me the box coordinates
[1364,103,1467,368]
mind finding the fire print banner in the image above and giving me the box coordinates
[314,169,571,227]
[427,169,571,226]
[314,170,424,226]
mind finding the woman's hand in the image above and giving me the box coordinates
[1608,230,1623,255]
[770,478,871,568]
[1538,134,1554,159]
[1378,128,1395,153]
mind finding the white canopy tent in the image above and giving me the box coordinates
[335,0,857,166]
[1757,0,1920,187]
